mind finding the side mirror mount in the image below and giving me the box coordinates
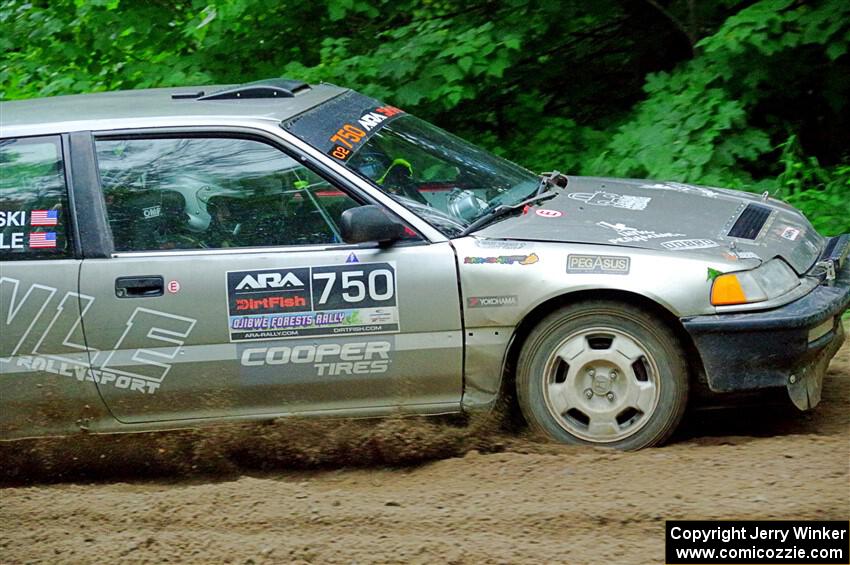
[340,205,407,244]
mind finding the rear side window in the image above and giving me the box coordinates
[0,137,72,260]
[94,137,362,252]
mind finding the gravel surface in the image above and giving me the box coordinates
[1,336,848,564]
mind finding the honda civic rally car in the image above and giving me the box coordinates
[1,79,848,449]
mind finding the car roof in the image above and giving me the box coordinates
[0,81,348,136]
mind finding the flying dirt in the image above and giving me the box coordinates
[1,335,848,564]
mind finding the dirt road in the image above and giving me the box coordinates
[2,339,848,564]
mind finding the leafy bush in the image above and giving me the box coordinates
[777,136,850,236]
[1,0,848,233]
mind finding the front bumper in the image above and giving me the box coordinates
[682,235,850,410]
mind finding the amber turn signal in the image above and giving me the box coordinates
[710,274,748,305]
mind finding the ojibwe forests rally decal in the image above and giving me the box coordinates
[283,91,405,162]
[0,277,197,395]
[226,262,400,342]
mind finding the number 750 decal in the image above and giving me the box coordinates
[311,263,397,311]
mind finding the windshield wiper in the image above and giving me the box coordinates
[460,189,560,236]
[534,170,569,196]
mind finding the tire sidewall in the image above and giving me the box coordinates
[517,302,688,450]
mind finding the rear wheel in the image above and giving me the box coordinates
[516,301,688,450]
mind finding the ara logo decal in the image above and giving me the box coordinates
[235,271,305,291]
[346,252,359,263]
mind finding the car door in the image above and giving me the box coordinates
[0,135,108,439]
[78,132,463,423]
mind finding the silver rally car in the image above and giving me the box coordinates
[1,79,848,449]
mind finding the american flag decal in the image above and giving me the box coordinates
[29,232,57,248]
[31,210,59,226]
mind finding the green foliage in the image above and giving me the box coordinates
[777,136,850,236]
[1,0,848,232]
[588,0,850,191]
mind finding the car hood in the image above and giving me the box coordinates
[476,176,824,274]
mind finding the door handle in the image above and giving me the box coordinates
[115,276,164,298]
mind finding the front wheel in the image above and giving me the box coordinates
[516,301,688,450]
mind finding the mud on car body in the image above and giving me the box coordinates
[1,78,847,449]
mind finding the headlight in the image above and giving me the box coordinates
[710,258,800,306]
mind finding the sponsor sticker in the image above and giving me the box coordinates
[346,252,359,263]
[661,239,719,251]
[226,262,400,341]
[568,191,651,211]
[639,182,718,198]
[143,205,161,219]
[463,253,539,266]
[283,91,406,163]
[474,239,527,249]
[467,295,518,308]
[724,250,761,261]
[239,336,394,381]
[781,226,801,241]
[535,209,563,218]
[566,254,630,275]
[596,221,685,244]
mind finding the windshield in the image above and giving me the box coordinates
[283,92,538,236]
[344,115,538,234]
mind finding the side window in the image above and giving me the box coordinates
[94,137,362,252]
[0,137,72,260]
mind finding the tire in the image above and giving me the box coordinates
[516,300,688,450]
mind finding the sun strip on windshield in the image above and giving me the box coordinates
[283,91,406,163]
